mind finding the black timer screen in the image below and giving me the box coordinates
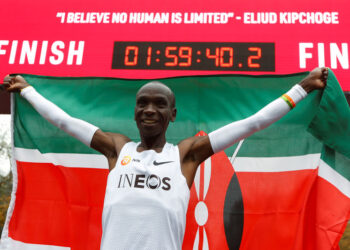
[112,42,275,71]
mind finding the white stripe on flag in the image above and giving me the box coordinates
[319,159,350,198]
[0,237,70,250]
[14,147,108,169]
[232,153,321,172]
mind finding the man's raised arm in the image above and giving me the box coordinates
[2,75,124,160]
[180,67,328,184]
[208,67,327,154]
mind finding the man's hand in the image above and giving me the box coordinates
[299,67,328,93]
[2,75,30,92]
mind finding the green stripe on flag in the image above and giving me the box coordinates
[306,70,350,181]
[308,70,350,158]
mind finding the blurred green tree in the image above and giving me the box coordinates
[0,118,12,235]
[0,173,12,235]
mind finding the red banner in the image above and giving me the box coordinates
[0,0,349,90]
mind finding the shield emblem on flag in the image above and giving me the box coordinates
[183,131,244,250]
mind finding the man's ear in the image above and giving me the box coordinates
[170,108,177,122]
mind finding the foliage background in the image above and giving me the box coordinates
[0,115,11,235]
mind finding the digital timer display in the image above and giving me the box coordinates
[111,42,275,71]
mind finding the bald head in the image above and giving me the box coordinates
[135,81,177,137]
[137,81,175,108]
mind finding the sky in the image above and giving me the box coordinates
[0,114,11,176]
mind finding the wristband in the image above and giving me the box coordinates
[20,85,33,94]
[280,84,307,109]
[281,94,295,109]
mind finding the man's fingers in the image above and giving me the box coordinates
[0,82,11,89]
[3,75,22,83]
[3,75,17,84]
[321,67,328,84]
[0,81,22,92]
[324,67,329,77]
[2,75,19,91]
[3,74,10,82]
[3,77,12,84]
[5,84,20,93]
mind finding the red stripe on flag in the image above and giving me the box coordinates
[237,169,318,249]
[302,176,350,250]
[9,161,108,250]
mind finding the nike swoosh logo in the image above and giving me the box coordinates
[153,160,174,166]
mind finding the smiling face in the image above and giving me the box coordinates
[135,81,176,139]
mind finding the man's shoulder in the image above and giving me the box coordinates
[176,136,201,155]
[177,136,198,147]
[101,131,132,154]
[105,132,131,142]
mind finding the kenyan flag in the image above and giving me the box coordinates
[1,71,349,250]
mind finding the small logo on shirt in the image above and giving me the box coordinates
[153,160,174,166]
[121,156,132,166]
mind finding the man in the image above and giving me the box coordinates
[3,68,328,249]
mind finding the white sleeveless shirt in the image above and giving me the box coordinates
[101,142,190,250]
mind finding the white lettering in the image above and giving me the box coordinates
[50,41,65,65]
[299,42,349,69]
[129,13,169,24]
[9,41,18,64]
[66,12,110,24]
[111,12,128,23]
[280,13,288,24]
[39,41,48,64]
[67,12,74,23]
[0,40,85,65]
[280,12,339,24]
[0,40,9,55]
[330,43,349,69]
[332,12,339,24]
[67,41,84,65]
[317,43,325,67]
[171,13,182,24]
[299,43,313,68]
[56,12,65,23]
[19,40,38,64]
[243,12,277,24]
[184,12,233,24]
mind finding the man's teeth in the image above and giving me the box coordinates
[144,120,156,124]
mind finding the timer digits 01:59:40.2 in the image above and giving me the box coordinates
[112,42,275,71]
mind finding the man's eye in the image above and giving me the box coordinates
[156,101,167,107]
[137,101,146,107]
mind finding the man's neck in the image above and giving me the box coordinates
[138,135,166,153]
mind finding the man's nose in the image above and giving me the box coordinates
[144,103,156,114]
